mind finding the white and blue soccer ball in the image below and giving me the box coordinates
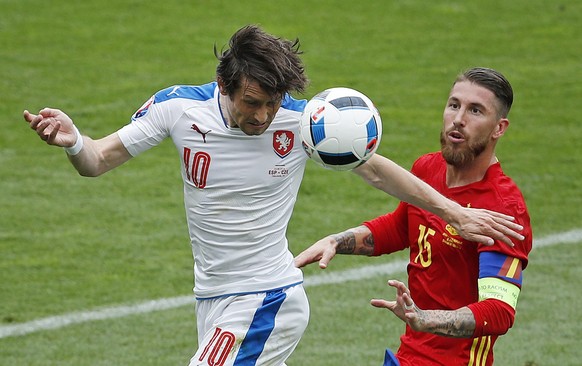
[300,87,382,171]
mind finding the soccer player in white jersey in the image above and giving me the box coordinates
[23,25,523,365]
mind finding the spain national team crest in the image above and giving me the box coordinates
[273,130,294,158]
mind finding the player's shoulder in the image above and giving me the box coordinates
[280,93,307,113]
[414,152,443,165]
[153,82,217,104]
[486,164,526,201]
[270,94,307,131]
[411,152,444,175]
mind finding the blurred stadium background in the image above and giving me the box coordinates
[1,1,580,364]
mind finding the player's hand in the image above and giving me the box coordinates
[294,236,337,269]
[23,108,78,148]
[373,280,478,337]
[449,207,524,247]
[372,279,428,333]
[371,279,419,323]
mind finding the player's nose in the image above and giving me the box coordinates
[255,106,270,123]
[452,110,466,128]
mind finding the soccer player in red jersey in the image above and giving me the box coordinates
[295,67,532,366]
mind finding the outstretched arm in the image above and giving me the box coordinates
[23,108,132,177]
[371,280,476,338]
[354,154,523,246]
[294,225,374,269]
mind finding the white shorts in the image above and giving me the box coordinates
[189,284,309,366]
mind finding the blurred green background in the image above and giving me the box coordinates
[1,0,580,364]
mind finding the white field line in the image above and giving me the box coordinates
[1,229,581,339]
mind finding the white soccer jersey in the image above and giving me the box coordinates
[117,82,308,299]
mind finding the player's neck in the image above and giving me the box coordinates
[218,94,237,128]
[445,154,498,188]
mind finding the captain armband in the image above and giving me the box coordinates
[478,277,521,309]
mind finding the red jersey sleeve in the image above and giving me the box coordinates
[363,201,409,256]
[468,298,516,336]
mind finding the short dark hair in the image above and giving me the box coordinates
[455,67,513,118]
[215,25,309,98]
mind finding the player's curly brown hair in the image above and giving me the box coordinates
[215,25,309,100]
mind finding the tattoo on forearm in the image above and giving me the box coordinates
[333,229,374,255]
[418,309,476,338]
[333,232,356,254]
[362,233,375,254]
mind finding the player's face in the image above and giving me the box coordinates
[440,81,504,167]
[220,78,282,136]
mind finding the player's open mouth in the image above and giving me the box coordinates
[448,130,465,143]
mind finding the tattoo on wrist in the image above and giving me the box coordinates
[333,232,356,254]
[333,230,374,255]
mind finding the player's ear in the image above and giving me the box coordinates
[493,118,509,139]
[217,77,227,95]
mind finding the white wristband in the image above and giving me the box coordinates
[64,126,84,156]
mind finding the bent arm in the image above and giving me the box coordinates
[404,297,515,338]
[24,108,132,177]
[67,132,132,177]
[413,256,522,338]
[372,275,518,338]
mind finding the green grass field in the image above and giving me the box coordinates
[1,0,581,364]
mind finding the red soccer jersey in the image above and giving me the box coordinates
[365,152,532,366]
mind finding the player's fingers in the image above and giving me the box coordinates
[481,209,524,239]
[466,233,496,246]
[483,209,515,221]
[393,281,411,298]
[490,228,517,247]
[34,118,52,141]
[294,246,328,268]
[293,253,312,268]
[318,249,336,269]
[401,293,415,311]
[492,218,524,240]
[370,299,393,310]
[28,112,45,129]
[39,107,60,117]
[23,110,35,123]
[480,222,518,246]
[46,121,61,144]
[293,249,314,268]
[388,279,406,291]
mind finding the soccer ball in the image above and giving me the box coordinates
[299,87,382,171]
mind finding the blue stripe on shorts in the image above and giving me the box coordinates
[233,289,287,365]
[383,349,400,366]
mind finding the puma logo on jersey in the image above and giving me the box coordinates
[191,123,212,143]
[167,86,180,97]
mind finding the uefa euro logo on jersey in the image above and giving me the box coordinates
[132,96,154,121]
[273,130,294,158]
